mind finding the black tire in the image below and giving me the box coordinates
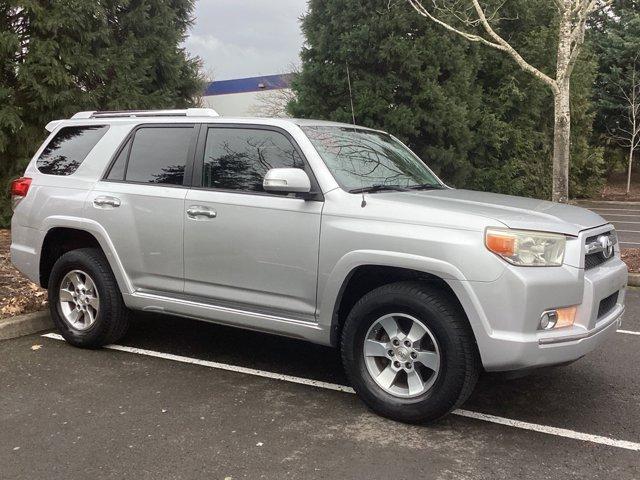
[341,281,480,423]
[48,248,129,348]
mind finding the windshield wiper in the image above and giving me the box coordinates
[348,184,409,194]
[408,183,445,191]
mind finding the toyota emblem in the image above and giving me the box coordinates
[598,235,614,259]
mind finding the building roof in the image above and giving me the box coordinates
[204,73,294,96]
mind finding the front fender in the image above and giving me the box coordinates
[317,249,497,358]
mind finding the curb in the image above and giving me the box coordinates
[0,310,53,341]
[573,200,640,206]
[629,273,640,287]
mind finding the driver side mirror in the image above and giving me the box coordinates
[263,168,311,194]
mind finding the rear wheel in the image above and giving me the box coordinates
[341,281,480,423]
[48,248,129,348]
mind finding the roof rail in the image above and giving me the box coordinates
[71,108,220,119]
[71,111,95,119]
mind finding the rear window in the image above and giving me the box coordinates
[37,125,109,175]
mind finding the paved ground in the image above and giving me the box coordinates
[577,201,640,248]
[2,292,640,479]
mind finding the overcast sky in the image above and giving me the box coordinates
[184,0,308,81]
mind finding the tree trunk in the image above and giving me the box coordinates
[628,141,635,195]
[552,83,571,203]
[552,6,573,204]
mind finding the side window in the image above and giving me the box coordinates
[106,138,131,181]
[37,125,109,176]
[203,128,304,192]
[125,127,193,185]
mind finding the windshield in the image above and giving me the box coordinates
[302,126,443,192]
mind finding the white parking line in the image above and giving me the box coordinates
[618,329,640,336]
[591,209,640,213]
[595,213,640,217]
[41,333,355,393]
[454,410,640,451]
[593,209,640,213]
[41,332,640,452]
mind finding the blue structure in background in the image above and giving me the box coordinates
[204,73,294,96]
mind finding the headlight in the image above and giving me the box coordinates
[485,228,566,266]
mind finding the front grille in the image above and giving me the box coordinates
[597,291,619,319]
[584,232,615,270]
[585,251,609,270]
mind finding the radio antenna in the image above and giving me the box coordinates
[346,62,356,127]
[346,61,365,207]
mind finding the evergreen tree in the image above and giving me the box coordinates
[0,0,203,226]
[289,0,484,187]
[0,1,24,178]
[290,0,604,199]
[16,0,110,152]
[592,0,640,171]
[97,0,202,109]
[0,2,28,226]
[467,0,603,198]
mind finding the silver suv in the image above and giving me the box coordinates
[10,109,628,423]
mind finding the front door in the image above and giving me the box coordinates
[183,125,323,321]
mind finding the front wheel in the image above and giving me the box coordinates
[341,281,480,423]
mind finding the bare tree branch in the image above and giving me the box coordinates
[607,55,640,193]
[470,0,558,90]
[553,0,567,12]
[407,1,557,90]
[406,0,605,202]
[407,0,505,49]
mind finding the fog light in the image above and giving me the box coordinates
[540,310,558,330]
[539,306,577,330]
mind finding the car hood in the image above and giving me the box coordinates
[376,188,608,236]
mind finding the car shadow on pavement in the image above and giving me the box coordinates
[119,311,629,436]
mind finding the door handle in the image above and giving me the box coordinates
[93,196,121,208]
[187,206,217,219]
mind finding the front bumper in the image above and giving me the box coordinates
[467,225,628,372]
[490,302,623,372]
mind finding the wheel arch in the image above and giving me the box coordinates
[38,217,133,294]
[320,251,492,358]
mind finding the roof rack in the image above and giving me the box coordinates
[71,108,220,119]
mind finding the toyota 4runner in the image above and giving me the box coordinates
[10,109,628,423]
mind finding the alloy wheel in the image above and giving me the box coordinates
[363,313,441,398]
[58,270,100,331]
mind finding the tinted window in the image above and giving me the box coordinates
[37,125,109,176]
[106,139,131,181]
[125,127,193,185]
[203,128,304,192]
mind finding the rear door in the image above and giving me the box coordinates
[88,124,198,294]
[183,124,323,321]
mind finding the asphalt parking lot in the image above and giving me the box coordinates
[578,201,640,248]
[2,292,640,479]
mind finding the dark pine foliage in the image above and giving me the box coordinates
[0,0,203,226]
[290,0,605,199]
[591,0,640,172]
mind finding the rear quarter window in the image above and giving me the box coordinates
[36,125,109,176]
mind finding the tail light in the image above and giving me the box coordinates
[10,177,32,210]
